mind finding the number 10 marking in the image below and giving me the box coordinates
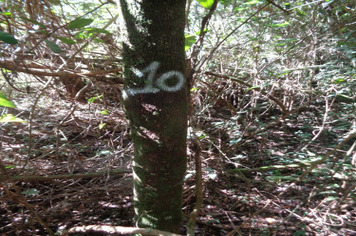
[124,61,185,96]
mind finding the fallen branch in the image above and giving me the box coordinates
[63,225,182,236]
[0,60,122,78]
[227,160,322,173]
[0,169,131,182]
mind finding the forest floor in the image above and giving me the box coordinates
[1,91,356,236]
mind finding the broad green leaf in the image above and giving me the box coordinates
[0,92,16,108]
[0,12,12,17]
[270,21,290,27]
[185,35,196,51]
[333,78,345,84]
[44,40,62,53]
[100,109,109,115]
[21,18,47,29]
[0,31,18,45]
[1,68,12,73]
[88,95,102,103]
[195,29,207,36]
[0,114,27,123]
[56,37,76,44]
[234,7,247,11]
[196,0,215,9]
[68,18,94,29]
[245,0,262,5]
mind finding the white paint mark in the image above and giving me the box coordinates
[124,61,185,96]
[156,71,185,92]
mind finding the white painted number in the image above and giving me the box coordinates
[124,61,184,96]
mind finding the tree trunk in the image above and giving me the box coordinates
[118,0,187,233]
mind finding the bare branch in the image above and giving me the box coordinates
[64,225,182,236]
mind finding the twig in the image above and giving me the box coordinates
[63,225,182,236]
[25,75,56,167]
[266,0,290,14]
[195,2,272,74]
[301,95,335,150]
[187,136,203,236]
[190,0,219,69]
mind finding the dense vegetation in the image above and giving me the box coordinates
[0,0,355,235]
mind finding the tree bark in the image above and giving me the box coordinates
[118,0,187,233]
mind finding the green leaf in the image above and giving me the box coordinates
[48,0,60,5]
[21,188,39,196]
[88,95,102,103]
[56,37,76,44]
[266,176,297,181]
[333,78,345,84]
[5,165,16,169]
[0,114,27,123]
[234,7,247,11]
[244,86,260,92]
[295,9,306,16]
[196,0,215,9]
[20,18,47,29]
[0,31,18,45]
[44,40,62,53]
[36,30,49,35]
[68,18,94,29]
[100,109,109,115]
[270,21,290,27]
[0,12,12,17]
[0,92,16,108]
[245,0,262,5]
[98,123,106,130]
[83,28,110,34]
[335,94,355,104]
[185,35,197,51]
